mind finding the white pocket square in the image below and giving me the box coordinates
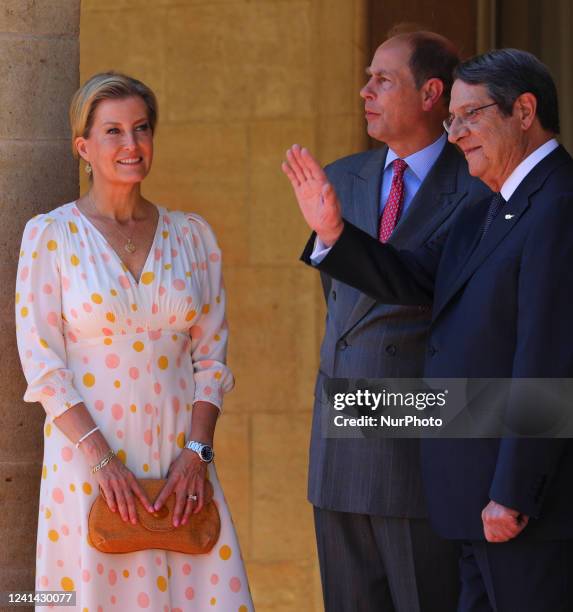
[504,214,515,220]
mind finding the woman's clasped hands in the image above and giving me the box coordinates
[91,446,208,528]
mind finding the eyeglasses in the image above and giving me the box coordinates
[443,102,498,133]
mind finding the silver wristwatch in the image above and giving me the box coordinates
[184,440,215,463]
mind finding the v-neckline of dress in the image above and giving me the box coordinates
[73,201,163,287]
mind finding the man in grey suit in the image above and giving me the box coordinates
[299,32,489,611]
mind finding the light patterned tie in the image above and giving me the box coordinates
[379,159,408,243]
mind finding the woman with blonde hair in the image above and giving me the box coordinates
[16,72,253,610]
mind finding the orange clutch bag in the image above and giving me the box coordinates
[88,479,220,554]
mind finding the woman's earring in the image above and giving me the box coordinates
[85,162,92,175]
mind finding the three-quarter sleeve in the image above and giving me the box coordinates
[186,214,234,411]
[15,215,84,419]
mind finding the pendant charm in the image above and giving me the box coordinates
[124,239,136,254]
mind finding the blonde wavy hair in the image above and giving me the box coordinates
[69,72,158,159]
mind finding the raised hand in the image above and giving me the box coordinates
[282,144,344,246]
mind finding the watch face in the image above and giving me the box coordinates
[200,446,214,462]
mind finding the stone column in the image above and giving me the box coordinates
[0,0,80,600]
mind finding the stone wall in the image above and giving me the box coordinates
[0,0,80,606]
[80,0,368,609]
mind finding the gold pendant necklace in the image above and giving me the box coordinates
[87,193,137,253]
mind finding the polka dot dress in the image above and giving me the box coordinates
[15,202,253,611]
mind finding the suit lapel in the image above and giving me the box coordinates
[432,145,570,322]
[346,147,386,237]
[343,142,467,334]
[334,148,385,334]
[390,142,464,249]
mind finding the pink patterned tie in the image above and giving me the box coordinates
[378,159,408,242]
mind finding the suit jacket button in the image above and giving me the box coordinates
[336,339,348,351]
[385,344,396,356]
[331,290,337,301]
[428,345,437,356]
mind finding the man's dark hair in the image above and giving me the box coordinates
[407,32,460,103]
[455,48,560,134]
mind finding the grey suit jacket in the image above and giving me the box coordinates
[308,141,490,517]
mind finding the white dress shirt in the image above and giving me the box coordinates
[500,138,559,201]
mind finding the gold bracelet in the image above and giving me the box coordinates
[91,449,115,474]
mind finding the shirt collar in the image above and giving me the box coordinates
[385,132,447,181]
[500,138,559,201]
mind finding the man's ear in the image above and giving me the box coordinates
[514,92,537,130]
[421,78,445,111]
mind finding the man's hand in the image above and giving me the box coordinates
[481,500,529,542]
[282,144,344,246]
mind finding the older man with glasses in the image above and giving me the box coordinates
[285,48,573,611]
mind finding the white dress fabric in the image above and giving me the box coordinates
[15,202,253,611]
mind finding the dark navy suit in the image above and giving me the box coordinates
[306,145,573,611]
